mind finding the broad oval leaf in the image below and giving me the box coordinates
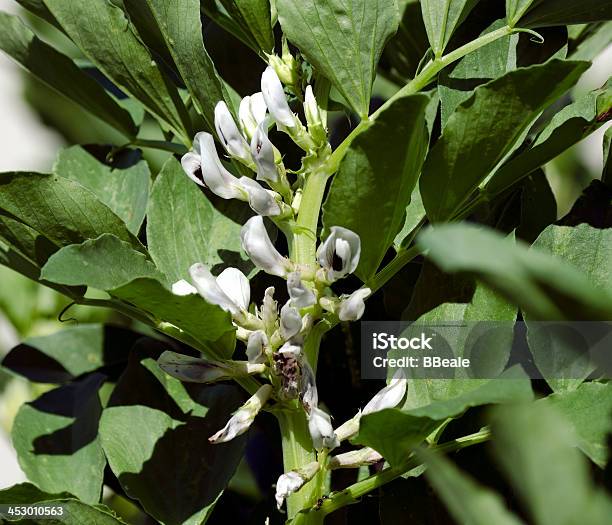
[277,0,400,118]
[421,0,480,57]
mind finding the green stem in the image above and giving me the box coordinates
[368,244,423,294]
[131,138,188,154]
[304,319,335,374]
[317,428,491,517]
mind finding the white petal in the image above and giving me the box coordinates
[250,92,267,124]
[316,226,361,281]
[215,267,250,311]
[300,360,318,414]
[362,369,407,415]
[261,286,278,330]
[214,101,251,161]
[261,66,295,128]
[171,279,197,296]
[304,85,320,126]
[278,340,302,357]
[238,177,281,216]
[280,302,302,340]
[251,122,278,182]
[274,462,320,510]
[158,350,231,383]
[209,384,272,443]
[197,133,245,200]
[338,288,371,321]
[287,271,316,309]
[189,263,240,315]
[180,151,204,186]
[246,330,268,364]
[241,216,291,277]
[329,448,382,469]
[239,92,268,138]
[308,407,339,450]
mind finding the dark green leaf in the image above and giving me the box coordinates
[420,59,588,222]
[12,374,107,504]
[44,0,191,139]
[147,157,250,284]
[146,0,232,132]
[323,94,429,281]
[0,12,137,138]
[417,223,612,320]
[54,146,150,234]
[421,0,479,57]
[277,0,400,118]
[0,172,142,251]
[218,0,275,53]
[603,125,612,186]
[418,448,524,525]
[507,0,612,28]
[0,483,126,524]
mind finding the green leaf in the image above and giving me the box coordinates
[41,234,164,290]
[323,94,429,281]
[526,224,612,390]
[218,0,275,53]
[420,59,589,222]
[44,0,190,139]
[0,12,137,138]
[421,0,479,57]
[145,0,232,132]
[277,0,400,118]
[485,81,611,198]
[0,483,126,524]
[12,374,107,504]
[602,119,612,186]
[53,146,150,234]
[418,448,524,525]
[2,324,141,383]
[147,157,251,284]
[100,346,246,525]
[0,172,142,251]
[506,0,612,28]
[491,403,612,525]
[543,382,612,468]
[438,19,519,128]
[418,223,612,320]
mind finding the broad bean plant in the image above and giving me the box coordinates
[0,1,611,524]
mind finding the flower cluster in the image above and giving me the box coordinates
[161,65,407,512]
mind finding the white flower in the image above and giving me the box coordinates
[338,288,371,321]
[158,350,265,383]
[308,407,339,450]
[209,384,272,443]
[237,177,281,216]
[181,132,244,199]
[277,340,302,357]
[287,271,316,309]
[241,216,292,277]
[214,101,251,162]
[317,226,361,281]
[300,360,318,414]
[362,369,407,415]
[261,286,278,332]
[189,264,250,316]
[171,279,197,296]
[250,122,278,182]
[303,85,327,145]
[328,447,382,469]
[275,461,320,510]
[280,302,302,340]
[246,330,268,364]
[261,66,295,128]
[239,92,267,139]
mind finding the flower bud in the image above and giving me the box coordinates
[261,286,278,333]
[189,264,250,316]
[261,66,295,128]
[300,360,318,414]
[304,85,327,146]
[171,279,197,296]
[181,132,244,200]
[241,216,292,277]
[317,226,361,282]
[362,369,407,415]
[214,101,251,162]
[308,407,339,450]
[328,447,383,469]
[246,330,268,364]
[250,122,278,183]
[275,461,320,510]
[237,177,281,216]
[158,350,265,383]
[338,288,371,321]
[239,92,267,139]
[287,271,316,309]
[280,302,302,340]
[209,384,273,443]
[334,413,361,442]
